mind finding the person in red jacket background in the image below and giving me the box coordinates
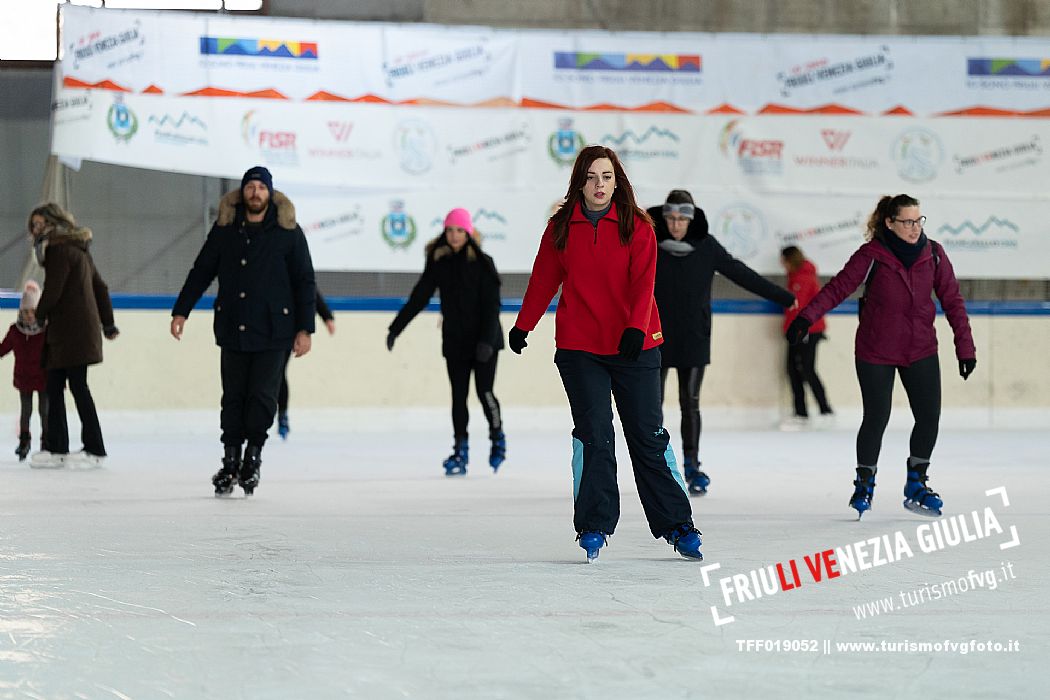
[787,194,976,520]
[0,280,48,461]
[508,145,701,562]
[780,245,833,430]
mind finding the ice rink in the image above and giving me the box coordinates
[1,407,1046,699]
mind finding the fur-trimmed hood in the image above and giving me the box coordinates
[217,189,297,230]
[47,223,93,244]
[426,233,481,263]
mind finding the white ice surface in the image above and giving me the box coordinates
[1,408,1047,700]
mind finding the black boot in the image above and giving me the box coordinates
[212,444,241,496]
[240,445,262,495]
[16,432,31,461]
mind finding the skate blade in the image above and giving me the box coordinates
[586,554,599,563]
[903,500,942,517]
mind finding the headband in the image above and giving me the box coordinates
[662,203,695,219]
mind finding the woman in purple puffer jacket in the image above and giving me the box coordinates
[786,194,976,520]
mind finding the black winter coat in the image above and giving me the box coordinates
[390,237,504,360]
[173,190,316,352]
[649,205,794,367]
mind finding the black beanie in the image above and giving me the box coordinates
[241,166,273,196]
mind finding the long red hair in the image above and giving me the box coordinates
[549,145,652,250]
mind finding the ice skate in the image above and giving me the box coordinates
[849,467,877,519]
[277,412,290,440]
[577,531,607,563]
[779,415,809,431]
[239,445,262,496]
[683,457,709,496]
[212,444,240,496]
[903,462,942,517]
[70,450,105,469]
[16,432,31,462]
[30,450,67,469]
[443,438,468,476]
[664,523,703,561]
[488,430,506,472]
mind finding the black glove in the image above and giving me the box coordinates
[786,317,811,345]
[617,328,645,361]
[103,325,119,340]
[476,342,494,363]
[959,358,976,380]
[508,327,528,355]
[386,331,397,351]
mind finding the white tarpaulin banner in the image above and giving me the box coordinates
[52,5,1050,277]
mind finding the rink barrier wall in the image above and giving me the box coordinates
[0,295,1047,426]
[1,294,1049,315]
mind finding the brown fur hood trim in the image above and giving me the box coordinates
[217,189,297,230]
[48,224,93,245]
[426,233,481,262]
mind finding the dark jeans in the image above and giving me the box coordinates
[659,366,705,462]
[445,353,501,439]
[555,348,692,538]
[786,334,832,417]
[19,390,48,444]
[46,366,104,456]
[855,354,941,466]
[220,348,285,447]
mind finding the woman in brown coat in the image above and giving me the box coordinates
[26,203,118,468]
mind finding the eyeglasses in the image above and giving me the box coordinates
[892,216,926,229]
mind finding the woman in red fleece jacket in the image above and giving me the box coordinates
[508,145,701,563]
[787,194,976,520]
[780,246,833,429]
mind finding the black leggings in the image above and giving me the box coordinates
[278,350,292,415]
[445,354,501,439]
[19,390,48,441]
[786,333,831,417]
[46,365,105,456]
[855,354,941,467]
[659,366,705,461]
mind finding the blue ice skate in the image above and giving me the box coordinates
[903,463,942,517]
[664,523,703,561]
[577,531,607,563]
[277,413,289,440]
[488,431,506,472]
[683,457,710,496]
[443,438,468,476]
[850,468,877,519]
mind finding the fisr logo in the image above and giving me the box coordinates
[821,129,851,151]
[259,131,296,149]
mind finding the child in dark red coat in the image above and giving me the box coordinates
[0,281,48,460]
[780,246,833,430]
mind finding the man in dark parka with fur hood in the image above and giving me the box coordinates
[172,166,316,496]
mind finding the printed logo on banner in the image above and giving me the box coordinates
[52,94,93,124]
[776,46,893,98]
[67,20,145,71]
[548,119,586,166]
[598,126,680,161]
[394,119,438,175]
[148,112,207,147]
[954,136,1042,174]
[719,120,783,175]
[381,201,418,250]
[383,43,495,88]
[794,128,877,170]
[306,206,365,243]
[712,204,767,260]
[307,121,382,161]
[891,128,944,183]
[936,216,1019,251]
[777,213,863,249]
[554,52,701,73]
[107,98,138,143]
[447,123,531,164]
[429,208,510,242]
[965,57,1050,91]
[241,110,298,166]
[199,36,318,60]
